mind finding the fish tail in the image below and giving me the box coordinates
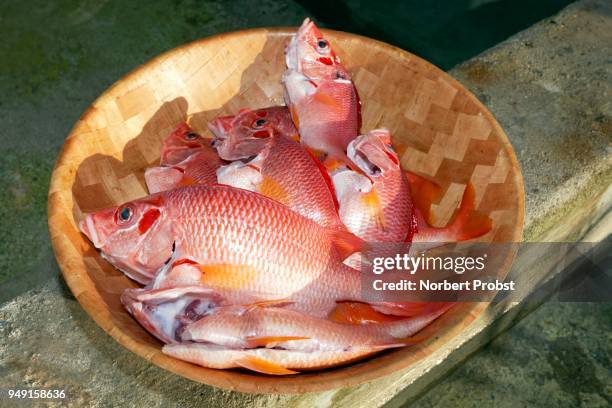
[404,171,443,225]
[413,183,492,242]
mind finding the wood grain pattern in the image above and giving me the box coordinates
[47,28,525,393]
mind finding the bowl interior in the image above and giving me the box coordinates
[48,28,524,393]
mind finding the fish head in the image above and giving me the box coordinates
[348,129,400,179]
[208,108,279,160]
[285,18,349,83]
[161,122,212,165]
[79,195,174,284]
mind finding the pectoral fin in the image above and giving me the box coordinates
[313,91,343,112]
[361,189,387,232]
[259,175,290,205]
[329,302,403,324]
[198,264,258,290]
[244,299,294,310]
[235,356,298,375]
[245,336,310,348]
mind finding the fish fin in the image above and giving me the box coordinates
[259,175,290,205]
[367,344,407,351]
[304,149,339,210]
[329,302,404,324]
[312,91,342,112]
[177,174,197,187]
[404,171,442,225]
[144,166,183,194]
[361,189,387,232]
[370,301,453,318]
[413,183,492,242]
[198,264,258,290]
[330,229,367,260]
[235,356,298,375]
[322,156,346,172]
[245,336,310,348]
[289,106,300,129]
[244,299,294,310]
[451,183,493,240]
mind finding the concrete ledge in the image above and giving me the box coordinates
[1,0,610,406]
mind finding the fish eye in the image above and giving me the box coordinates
[185,132,199,140]
[117,206,133,223]
[335,70,347,79]
[253,119,267,129]
[317,39,328,49]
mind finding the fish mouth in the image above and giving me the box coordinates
[208,117,234,157]
[348,137,384,177]
[347,131,398,176]
[79,214,102,248]
[207,117,232,140]
[286,17,314,72]
[285,33,299,71]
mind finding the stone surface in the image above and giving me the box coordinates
[451,0,612,239]
[0,0,611,407]
[410,300,612,408]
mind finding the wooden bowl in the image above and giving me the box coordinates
[48,28,525,393]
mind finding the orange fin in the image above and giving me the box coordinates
[405,171,442,225]
[304,149,339,211]
[452,183,493,240]
[361,189,387,232]
[178,175,197,187]
[329,302,403,324]
[313,91,342,112]
[330,229,367,260]
[371,301,455,318]
[289,106,300,129]
[198,264,258,290]
[245,336,310,348]
[259,175,290,205]
[244,299,294,310]
[413,183,492,242]
[322,156,346,172]
[235,356,298,375]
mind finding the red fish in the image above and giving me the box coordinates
[209,107,342,229]
[159,122,217,166]
[121,286,224,344]
[164,301,449,375]
[333,129,416,243]
[80,185,368,317]
[163,343,393,375]
[182,301,449,351]
[208,106,298,161]
[283,18,361,163]
[145,150,222,194]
